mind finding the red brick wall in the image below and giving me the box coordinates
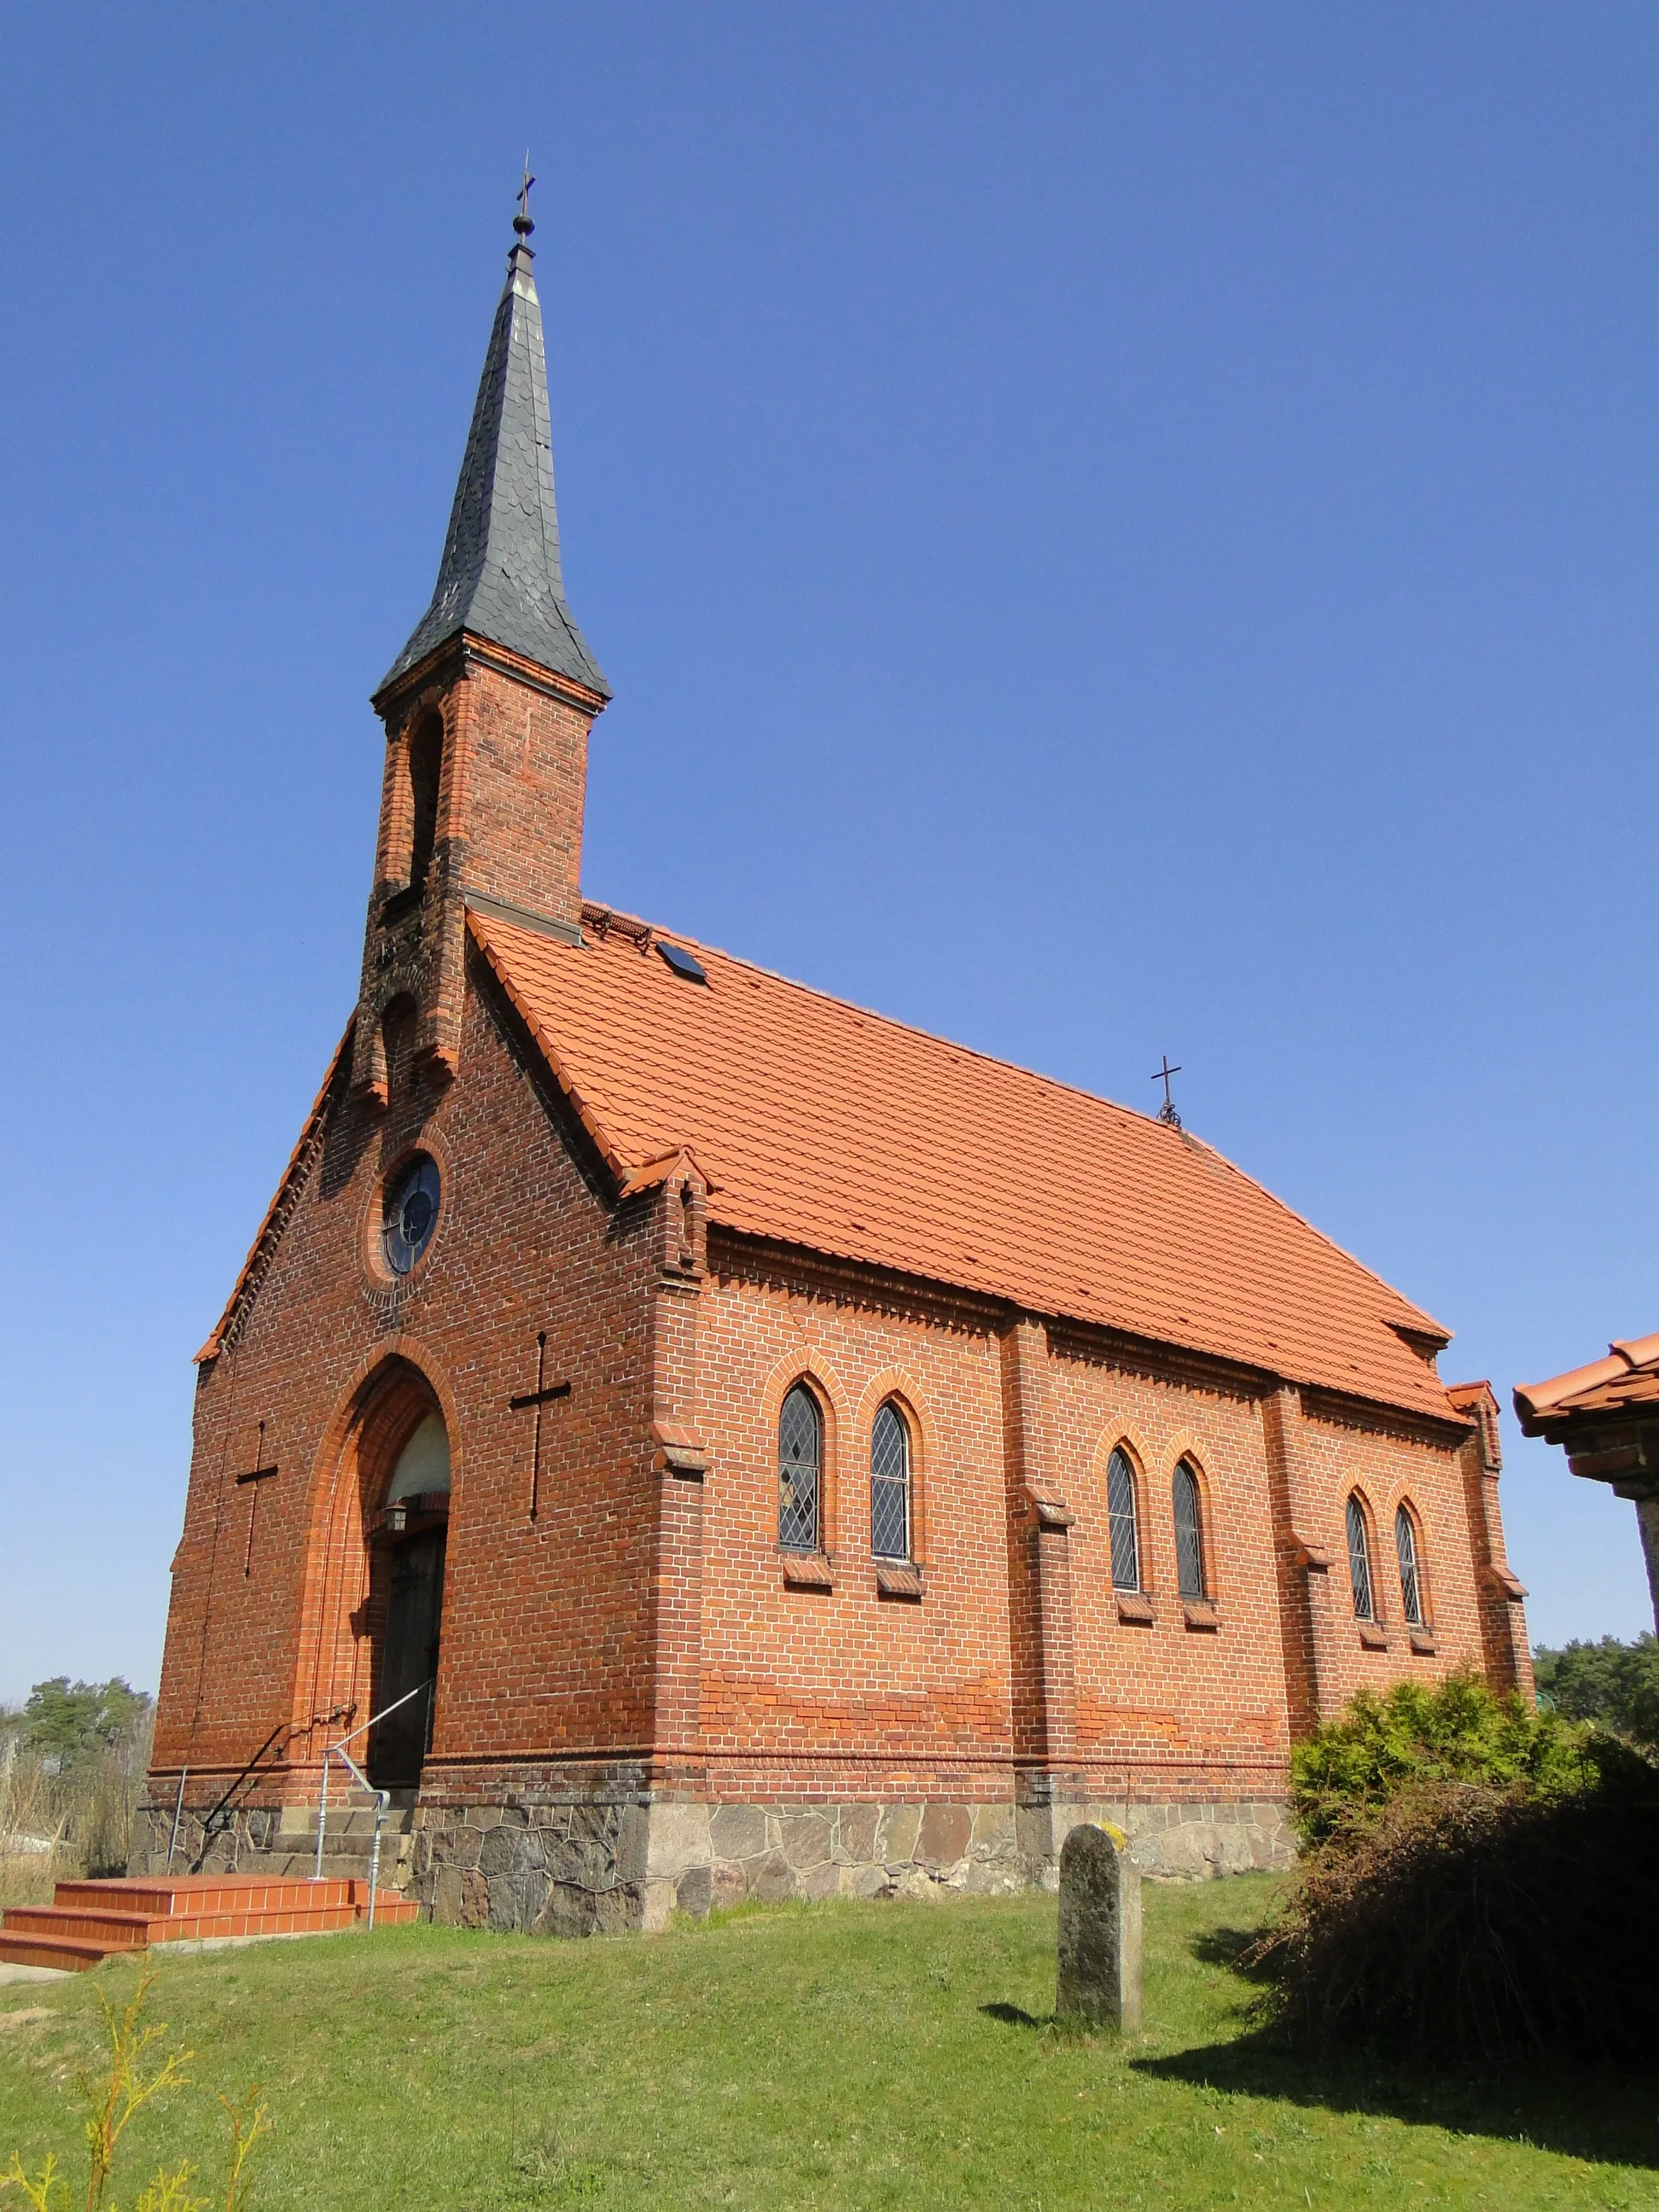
[693,1258,1015,1802]
[1050,1348,1291,1803]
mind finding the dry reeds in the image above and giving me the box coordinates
[0,1702,154,1904]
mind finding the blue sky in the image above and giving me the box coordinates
[3,4,1656,1703]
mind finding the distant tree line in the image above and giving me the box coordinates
[1532,1633,1659,1749]
[1,1676,155,1885]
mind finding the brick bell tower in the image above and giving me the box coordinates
[351,182,610,1103]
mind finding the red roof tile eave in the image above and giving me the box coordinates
[706,1214,1466,1431]
[196,1020,357,1363]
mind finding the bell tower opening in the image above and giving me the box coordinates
[405,711,443,894]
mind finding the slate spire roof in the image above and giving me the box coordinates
[379,196,609,700]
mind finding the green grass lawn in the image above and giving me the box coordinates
[2,1873,1656,2209]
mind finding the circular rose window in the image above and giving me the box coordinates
[381,1154,440,1276]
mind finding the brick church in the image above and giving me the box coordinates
[145,198,1533,1930]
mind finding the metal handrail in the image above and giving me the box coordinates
[185,1702,355,1874]
[311,1679,432,1927]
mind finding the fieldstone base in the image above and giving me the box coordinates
[1020,1798,1295,1889]
[132,1803,282,1877]
[411,1800,648,1936]
[408,1793,1295,1934]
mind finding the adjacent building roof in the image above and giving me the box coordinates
[1514,1334,1659,1434]
[378,221,609,701]
[470,904,1462,1425]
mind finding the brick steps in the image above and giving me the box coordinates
[0,1875,417,1971]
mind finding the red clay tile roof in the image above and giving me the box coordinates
[1515,1334,1659,1431]
[472,906,1463,1424]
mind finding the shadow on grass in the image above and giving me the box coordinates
[980,2001,1044,2028]
[1132,2032,1659,2173]
[1139,1918,1659,2170]
[1186,1924,1278,1983]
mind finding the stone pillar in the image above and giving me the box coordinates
[999,1315,1080,1834]
[1260,1384,1339,1733]
[1057,1821,1142,2033]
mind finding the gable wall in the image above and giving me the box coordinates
[152,963,654,1795]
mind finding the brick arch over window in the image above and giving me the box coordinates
[853,1371,934,1567]
[758,1355,847,1554]
[1091,1432,1147,1593]
[1394,1496,1430,1627]
[293,1341,463,1761]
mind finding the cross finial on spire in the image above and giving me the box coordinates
[1151,1055,1184,1130]
[515,156,536,240]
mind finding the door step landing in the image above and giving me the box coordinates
[0,1875,418,1972]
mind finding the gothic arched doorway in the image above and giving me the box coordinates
[367,1401,451,1786]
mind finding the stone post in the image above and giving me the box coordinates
[1056,1820,1142,2032]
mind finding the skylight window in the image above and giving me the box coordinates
[657,941,707,984]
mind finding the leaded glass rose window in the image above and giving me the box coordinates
[382,1155,440,1277]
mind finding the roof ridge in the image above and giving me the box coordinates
[581,898,1445,1339]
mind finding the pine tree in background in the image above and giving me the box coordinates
[1533,1635,1659,1749]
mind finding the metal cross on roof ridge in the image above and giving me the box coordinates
[1151,1054,1184,1130]
[515,156,536,237]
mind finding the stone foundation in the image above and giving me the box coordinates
[409,1793,1295,1934]
[132,1802,283,1877]
[135,1790,1295,1927]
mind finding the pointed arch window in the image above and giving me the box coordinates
[1173,1460,1206,1598]
[778,1386,822,1553]
[870,1403,911,1561]
[1106,1449,1141,1592]
[1347,1494,1376,1621]
[1395,1506,1425,1627]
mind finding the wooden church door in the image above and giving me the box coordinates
[370,1528,446,1786]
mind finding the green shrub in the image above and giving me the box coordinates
[1255,1674,1659,2058]
[1289,1669,1588,1848]
[1533,1633,1659,1749]
[1253,1762,1659,2058]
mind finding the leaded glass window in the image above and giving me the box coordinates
[1396,1506,1423,1627]
[1347,1495,1375,1621]
[1173,1460,1205,1598]
[870,1403,911,1561]
[382,1155,440,1277]
[778,1385,821,1552]
[1106,1448,1141,1592]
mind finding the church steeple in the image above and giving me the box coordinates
[352,185,609,1104]
[378,179,609,701]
